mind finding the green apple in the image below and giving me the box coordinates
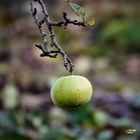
[51,75,93,108]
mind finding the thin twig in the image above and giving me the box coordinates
[29,0,48,53]
[29,0,86,73]
[50,12,86,28]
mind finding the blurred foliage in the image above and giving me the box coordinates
[99,20,140,55]
[0,0,140,140]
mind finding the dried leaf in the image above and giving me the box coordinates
[69,2,86,20]
[85,18,95,26]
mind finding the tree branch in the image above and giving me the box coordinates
[50,12,86,28]
[29,0,86,73]
[29,0,48,53]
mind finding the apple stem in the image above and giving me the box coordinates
[29,0,87,73]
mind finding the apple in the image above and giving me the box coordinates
[51,75,93,108]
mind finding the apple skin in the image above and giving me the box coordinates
[51,75,93,108]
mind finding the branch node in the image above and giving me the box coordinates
[29,0,88,73]
[33,8,37,16]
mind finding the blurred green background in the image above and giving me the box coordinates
[0,0,140,140]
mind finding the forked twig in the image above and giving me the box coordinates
[29,0,86,73]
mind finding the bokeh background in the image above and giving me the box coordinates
[0,0,140,140]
